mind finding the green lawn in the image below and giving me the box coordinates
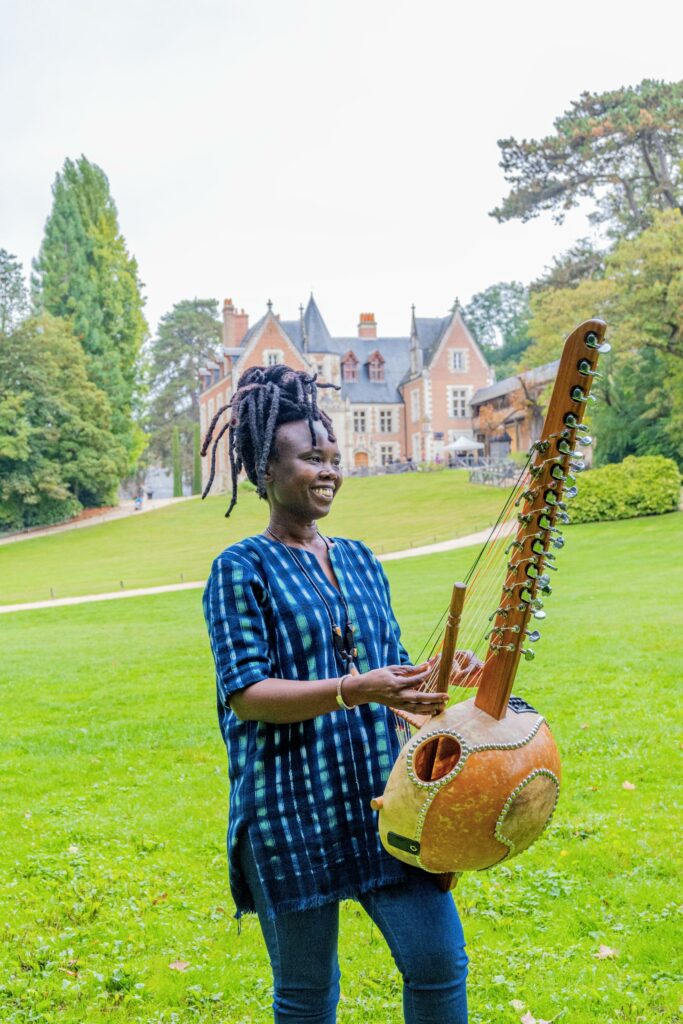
[0,471,509,604]
[1,514,681,1022]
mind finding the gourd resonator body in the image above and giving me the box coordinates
[376,696,560,872]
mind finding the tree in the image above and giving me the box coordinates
[523,210,683,469]
[527,209,683,366]
[144,298,222,477]
[32,156,147,469]
[462,282,532,379]
[0,315,124,529]
[607,208,683,361]
[491,79,683,237]
[192,422,202,495]
[525,277,616,367]
[531,238,606,293]
[172,427,182,497]
[0,250,29,333]
[591,348,683,467]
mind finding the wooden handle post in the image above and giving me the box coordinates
[435,582,467,693]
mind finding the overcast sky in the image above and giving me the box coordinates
[2,0,681,338]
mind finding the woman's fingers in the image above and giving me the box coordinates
[399,688,448,706]
[390,662,432,679]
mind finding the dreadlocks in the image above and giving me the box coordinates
[201,365,340,517]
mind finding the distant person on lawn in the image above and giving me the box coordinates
[202,365,470,1024]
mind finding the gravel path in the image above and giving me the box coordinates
[0,525,508,615]
[0,497,194,546]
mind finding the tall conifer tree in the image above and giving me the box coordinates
[33,156,147,473]
[192,422,202,495]
[172,427,183,497]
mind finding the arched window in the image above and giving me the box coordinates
[342,351,359,382]
[368,350,385,383]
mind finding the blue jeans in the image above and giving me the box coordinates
[239,838,468,1024]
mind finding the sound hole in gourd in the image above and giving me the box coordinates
[413,735,462,782]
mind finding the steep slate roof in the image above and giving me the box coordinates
[279,319,303,348]
[414,315,451,361]
[232,300,469,405]
[471,359,560,406]
[325,336,411,403]
[302,294,334,352]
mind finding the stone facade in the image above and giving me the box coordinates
[198,295,495,493]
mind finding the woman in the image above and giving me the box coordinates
[203,366,469,1024]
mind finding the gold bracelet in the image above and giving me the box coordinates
[335,674,354,711]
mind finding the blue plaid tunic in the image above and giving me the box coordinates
[203,534,414,919]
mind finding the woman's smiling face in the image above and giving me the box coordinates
[265,419,343,521]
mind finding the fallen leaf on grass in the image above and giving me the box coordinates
[594,944,618,959]
[67,845,80,854]
[622,781,636,790]
[580,723,590,730]
[152,892,168,904]
[169,960,190,971]
[511,999,526,1012]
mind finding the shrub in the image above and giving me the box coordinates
[570,455,681,524]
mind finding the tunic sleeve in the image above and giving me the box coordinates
[203,553,274,707]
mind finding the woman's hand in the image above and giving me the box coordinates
[450,649,482,687]
[347,663,448,717]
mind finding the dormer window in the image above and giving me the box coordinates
[368,350,385,383]
[342,351,359,382]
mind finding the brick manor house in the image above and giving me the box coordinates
[198,295,542,493]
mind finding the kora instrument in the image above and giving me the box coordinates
[373,320,609,887]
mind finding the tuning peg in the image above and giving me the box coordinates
[551,535,565,550]
[504,539,524,555]
[516,488,537,505]
[517,511,534,524]
[531,608,546,620]
[521,648,536,662]
[525,629,541,642]
[564,486,579,499]
[491,642,516,653]
[584,331,611,354]
[570,386,597,404]
[569,461,584,473]
[578,435,593,447]
[577,358,602,378]
[557,511,571,524]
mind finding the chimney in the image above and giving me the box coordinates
[358,312,377,339]
[223,298,249,346]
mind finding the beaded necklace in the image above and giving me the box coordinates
[265,525,358,669]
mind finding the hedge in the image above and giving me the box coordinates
[569,455,681,524]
